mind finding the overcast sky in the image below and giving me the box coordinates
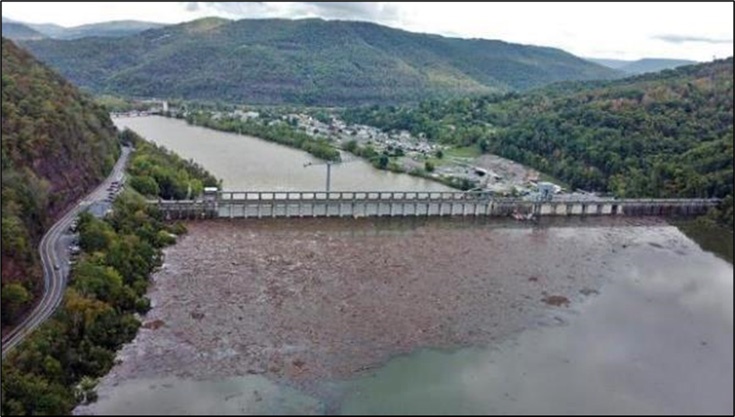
[3,2,732,61]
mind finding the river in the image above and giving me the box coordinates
[113,116,451,192]
[79,116,733,415]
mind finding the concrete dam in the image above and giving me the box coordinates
[148,190,721,220]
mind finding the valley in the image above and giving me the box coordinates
[1,4,733,415]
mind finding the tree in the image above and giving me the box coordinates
[1,282,31,324]
[360,145,378,159]
[425,161,435,172]
[343,140,358,153]
[0,368,73,415]
[63,288,111,343]
[435,149,444,159]
[376,154,390,169]
[74,376,99,405]
[129,176,159,197]
[71,261,124,304]
[479,139,490,153]
[78,217,116,253]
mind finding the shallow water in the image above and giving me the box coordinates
[75,375,322,415]
[340,238,733,415]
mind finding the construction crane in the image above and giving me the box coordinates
[303,153,360,192]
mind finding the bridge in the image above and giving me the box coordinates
[148,190,721,220]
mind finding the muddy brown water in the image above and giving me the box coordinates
[74,216,733,415]
[113,116,451,192]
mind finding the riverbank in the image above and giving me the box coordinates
[1,193,177,414]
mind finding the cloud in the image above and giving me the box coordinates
[299,2,402,23]
[179,2,403,25]
[183,2,200,12]
[181,2,274,19]
[652,34,733,45]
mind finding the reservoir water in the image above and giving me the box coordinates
[113,116,451,192]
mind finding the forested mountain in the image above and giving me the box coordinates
[588,57,698,74]
[18,17,619,106]
[1,38,119,326]
[2,17,164,40]
[1,22,46,41]
[343,58,733,224]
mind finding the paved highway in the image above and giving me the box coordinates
[1,146,132,358]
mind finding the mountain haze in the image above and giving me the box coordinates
[47,20,166,39]
[1,22,45,40]
[19,17,620,106]
[587,57,698,74]
[2,17,164,40]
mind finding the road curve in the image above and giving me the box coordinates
[1,146,132,358]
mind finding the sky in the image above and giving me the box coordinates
[3,2,733,61]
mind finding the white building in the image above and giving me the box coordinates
[538,182,560,200]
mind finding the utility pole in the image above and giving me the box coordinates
[304,154,360,192]
[326,161,332,193]
[304,160,334,192]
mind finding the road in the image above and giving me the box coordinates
[1,146,132,358]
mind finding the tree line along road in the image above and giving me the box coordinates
[1,146,133,358]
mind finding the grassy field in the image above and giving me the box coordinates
[418,145,482,169]
[445,145,482,159]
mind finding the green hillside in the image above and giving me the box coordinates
[19,17,619,106]
[343,58,734,225]
[1,38,120,326]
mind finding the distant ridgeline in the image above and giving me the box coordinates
[586,57,698,75]
[1,38,120,325]
[342,58,734,227]
[19,17,618,106]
